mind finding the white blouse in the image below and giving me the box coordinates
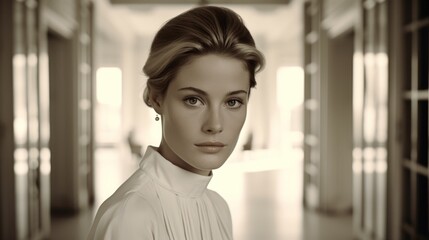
[87,146,233,240]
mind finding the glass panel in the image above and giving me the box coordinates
[418,0,429,20]
[402,168,412,225]
[416,174,428,237]
[418,27,428,90]
[403,100,412,160]
[404,33,413,91]
[417,100,428,167]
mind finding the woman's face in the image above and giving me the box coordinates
[155,54,250,176]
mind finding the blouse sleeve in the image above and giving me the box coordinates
[88,193,158,240]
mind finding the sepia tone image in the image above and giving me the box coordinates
[0,0,427,239]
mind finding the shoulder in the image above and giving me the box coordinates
[206,190,228,207]
[88,193,159,240]
[103,192,158,224]
[120,192,158,218]
[206,190,232,219]
[97,169,159,218]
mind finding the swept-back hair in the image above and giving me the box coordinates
[143,5,265,107]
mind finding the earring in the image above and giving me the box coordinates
[155,114,160,121]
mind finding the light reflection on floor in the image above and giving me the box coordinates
[50,146,352,240]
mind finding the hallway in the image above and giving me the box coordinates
[50,147,352,240]
[3,0,426,239]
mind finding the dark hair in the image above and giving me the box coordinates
[143,6,265,107]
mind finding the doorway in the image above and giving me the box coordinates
[47,31,76,212]
[323,30,354,213]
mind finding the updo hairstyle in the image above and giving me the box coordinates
[143,6,265,107]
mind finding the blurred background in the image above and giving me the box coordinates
[0,0,427,239]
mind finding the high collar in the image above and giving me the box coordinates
[139,146,212,198]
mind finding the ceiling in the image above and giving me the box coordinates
[110,0,292,4]
[105,0,302,43]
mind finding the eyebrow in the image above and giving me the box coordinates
[178,87,248,96]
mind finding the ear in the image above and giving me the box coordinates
[149,91,163,114]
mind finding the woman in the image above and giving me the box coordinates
[88,5,264,240]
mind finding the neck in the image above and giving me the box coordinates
[157,140,211,176]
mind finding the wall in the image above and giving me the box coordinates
[46,0,76,22]
[0,0,17,239]
[325,31,354,212]
[324,0,354,16]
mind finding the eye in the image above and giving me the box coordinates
[226,99,243,109]
[184,96,203,106]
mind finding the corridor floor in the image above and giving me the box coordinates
[51,147,353,240]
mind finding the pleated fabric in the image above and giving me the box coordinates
[87,146,233,240]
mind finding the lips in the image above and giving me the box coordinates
[195,142,225,147]
[194,142,226,153]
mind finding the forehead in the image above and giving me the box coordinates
[169,54,250,92]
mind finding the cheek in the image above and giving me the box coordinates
[163,105,197,139]
[227,110,247,136]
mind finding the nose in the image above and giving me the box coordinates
[202,108,223,134]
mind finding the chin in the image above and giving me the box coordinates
[192,154,228,170]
